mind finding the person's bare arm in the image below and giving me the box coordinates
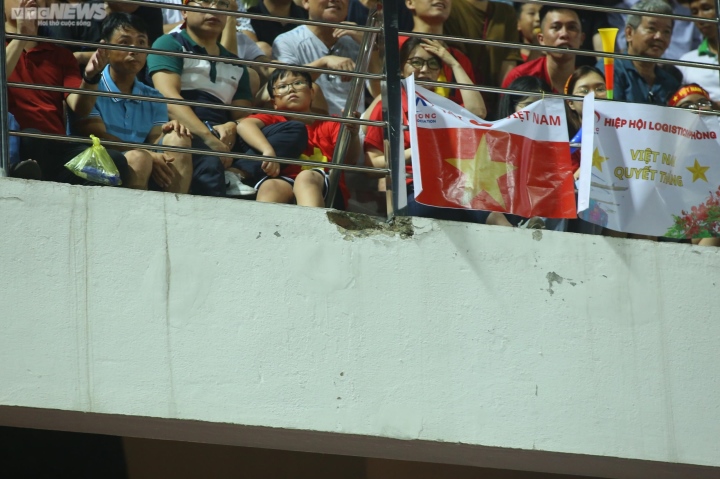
[365,147,386,169]
[237,117,280,176]
[220,0,239,55]
[422,39,487,118]
[6,40,29,77]
[66,47,109,118]
[73,116,127,147]
[7,0,36,75]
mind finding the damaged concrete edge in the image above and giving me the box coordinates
[326,210,414,240]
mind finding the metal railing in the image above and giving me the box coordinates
[3,0,720,218]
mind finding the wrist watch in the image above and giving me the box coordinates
[82,71,102,85]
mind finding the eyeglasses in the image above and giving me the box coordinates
[574,85,607,96]
[678,99,713,110]
[406,57,442,71]
[274,79,310,95]
[189,0,232,10]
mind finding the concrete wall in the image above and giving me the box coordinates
[0,178,718,478]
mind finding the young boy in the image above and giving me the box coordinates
[237,68,359,207]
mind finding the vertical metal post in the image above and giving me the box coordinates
[715,0,720,89]
[381,0,406,218]
[0,18,11,178]
[325,9,379,209]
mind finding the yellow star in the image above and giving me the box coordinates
[686,159,710,183]
[445,134,515,208]
[592,148,607,172]
[300,147,328,170]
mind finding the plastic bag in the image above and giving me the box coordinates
[64,135,122,186]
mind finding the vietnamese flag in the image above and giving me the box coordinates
[408,80,576,219]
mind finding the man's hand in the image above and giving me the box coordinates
[84,42,109,79]
[212,122,238,149]
[324,55,356,82]
[150,152,176,189]
[345,111,361,135]
[204,135,233,169]
[16,0,39,36]
[162,120,192,138]
[332,22,364,44]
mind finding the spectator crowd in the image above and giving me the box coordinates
[4,0,719,244]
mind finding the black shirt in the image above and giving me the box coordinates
[248,1,309,46]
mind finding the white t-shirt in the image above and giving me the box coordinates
[678,48,720,101]
[273,25,360,116]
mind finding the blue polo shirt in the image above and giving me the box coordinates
[598,58,680,105]
[86,65,168,144]
[8,112,20,166]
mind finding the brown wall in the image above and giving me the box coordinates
[124,438,597,479]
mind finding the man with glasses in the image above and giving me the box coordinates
[148,0,254,196]
[678,0,720,107]
[601,0,680,104]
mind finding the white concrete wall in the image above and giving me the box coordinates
[1,178,718,478]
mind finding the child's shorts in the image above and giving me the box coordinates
[255,168,330,198]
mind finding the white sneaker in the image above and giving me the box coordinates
[225,171,256,197]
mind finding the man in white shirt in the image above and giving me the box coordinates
[678,0,720,103]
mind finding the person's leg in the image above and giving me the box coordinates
[293,169,326,207]
[122,150,153,190]
[190,136,226,196]
[191,154,226,196]
[159,131,193,193]
[256,178,295,204]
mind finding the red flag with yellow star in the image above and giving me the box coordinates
[408,81,576,218]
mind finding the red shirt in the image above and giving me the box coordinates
[398,35,476,106]
[7,43,82,135]
[250,113,343,179]
[501,56,555,92]
[363,93,413,184]
[249,113,350,203]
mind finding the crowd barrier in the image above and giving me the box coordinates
[2,0,720,220]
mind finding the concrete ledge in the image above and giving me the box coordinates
[1,178,718,477]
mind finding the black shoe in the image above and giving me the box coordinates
[9,159,42,180]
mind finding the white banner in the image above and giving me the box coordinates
[578,95,720,238]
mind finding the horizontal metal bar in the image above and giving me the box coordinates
[114,0,382,32]
[6,33,384,81]
[413,79,583,101]
[6,82,386,127]
[9,131,389,175]
[512,0,717,24]
[399,31,720,72]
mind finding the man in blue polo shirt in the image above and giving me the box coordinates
[147,0,255,196]
[71,13,193,192]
